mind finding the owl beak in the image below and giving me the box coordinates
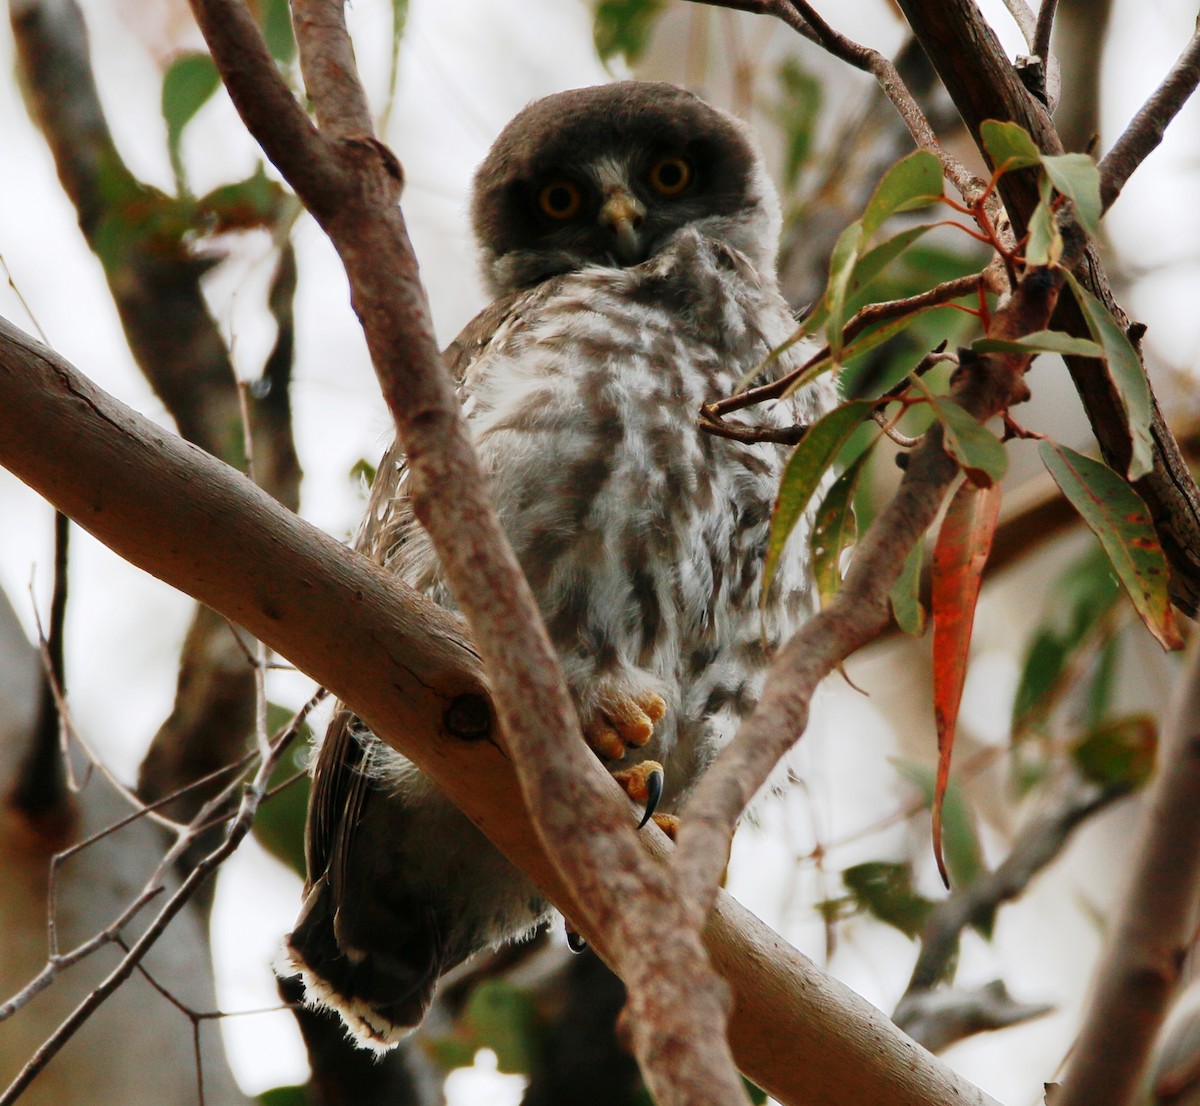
[599,190,646,265]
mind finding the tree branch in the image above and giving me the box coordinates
[0,317,1003,1106]
[892,0,1200,615]
[186,1,755,1101]
[1055,641,1200,1106]
[673,229,1086,921]
[1098,21,1200,212]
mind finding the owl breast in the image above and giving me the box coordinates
[390,226,833,804]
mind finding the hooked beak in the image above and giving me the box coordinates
[599,189,647,265]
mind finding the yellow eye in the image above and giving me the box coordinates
[537,180,583,220]
[648,156,691,196]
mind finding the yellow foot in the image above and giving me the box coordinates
[583,688,666,761]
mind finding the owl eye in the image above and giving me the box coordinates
[537,180,583,220]
[647,156,692,196]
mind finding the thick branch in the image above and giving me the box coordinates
[1054,641,1200,1106]
[0,318,1001,1106]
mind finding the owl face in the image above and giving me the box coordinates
[471,82,781,297]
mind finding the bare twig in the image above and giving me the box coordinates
[1055,641,1200,1106]
[0,694,318,1102]
[702,271,984,424]
[1098,22,1200,212]
[1033,0,1059,66]
[685,0,984,203]
[902,780,1131,999]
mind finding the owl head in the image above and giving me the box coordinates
[471,81,782,297]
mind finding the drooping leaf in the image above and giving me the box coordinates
[764,400,874,603]
[925,393,1008,487]
[860,150,944,239]
[1071,714,1157,789]
[1025,174,1061,267]
[842,861,934,938]
[972,331,1103,358]
[1011,542,1121,733]
[824,221,865,358]
[1065,275,1155,481]
[162,52,221,190]
[891,534,927,636]
[930,480,1002,887]
[1041,152,1102,238]
[593,0,665,63]
[811,447,873,604]
[895,761,987,894]
[1039,442,1182,650]
[980,119,1042,172]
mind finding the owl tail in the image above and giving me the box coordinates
[285,875,440,1052]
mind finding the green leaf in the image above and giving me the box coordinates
[1025,174,1061,267]
[741,1077,770,1105]
[1011,542,1121,732]
[1039,442,1182,650]
[764,400,874,602]
[162,52,221,190]
[860,150,944,239]
[925,394,1008,486]
[980,119,1042,172]
[811,448,872,605]
[1065,274,1155,481]
[1041,152,1102,238]
[257,1086,309,1106]
[842,861,935,938]
[896,761,986,893]
[891,534,926,636]
[823,221,865,358]
[593,0,665,63]
[465,980,541,1075]
[1071,714,1157,789]
[259,0,297,64]
[972,331,1104,358]
[350,457,377,487]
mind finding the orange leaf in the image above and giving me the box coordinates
[930,480,1002,887]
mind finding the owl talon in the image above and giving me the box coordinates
[611,760,664,829]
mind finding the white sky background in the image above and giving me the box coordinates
[0,0,1197,1103]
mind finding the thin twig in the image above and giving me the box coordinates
[1033,0,1059,65]
[0,693,320,1103]
[1098,22,1200,211]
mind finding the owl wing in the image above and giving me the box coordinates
[301,281,555,906]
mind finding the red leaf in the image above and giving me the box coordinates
[930,480,1002,887]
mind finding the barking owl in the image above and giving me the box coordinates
[287,81,835,1047]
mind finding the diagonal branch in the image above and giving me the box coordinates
[187,2,748,1100]
[1098,21,1200,212]
[0,316,1003,1106]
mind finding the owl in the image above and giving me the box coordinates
[287,81,835,1048]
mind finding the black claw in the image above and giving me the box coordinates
[636,766,664,830]
[566,929,587,953]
